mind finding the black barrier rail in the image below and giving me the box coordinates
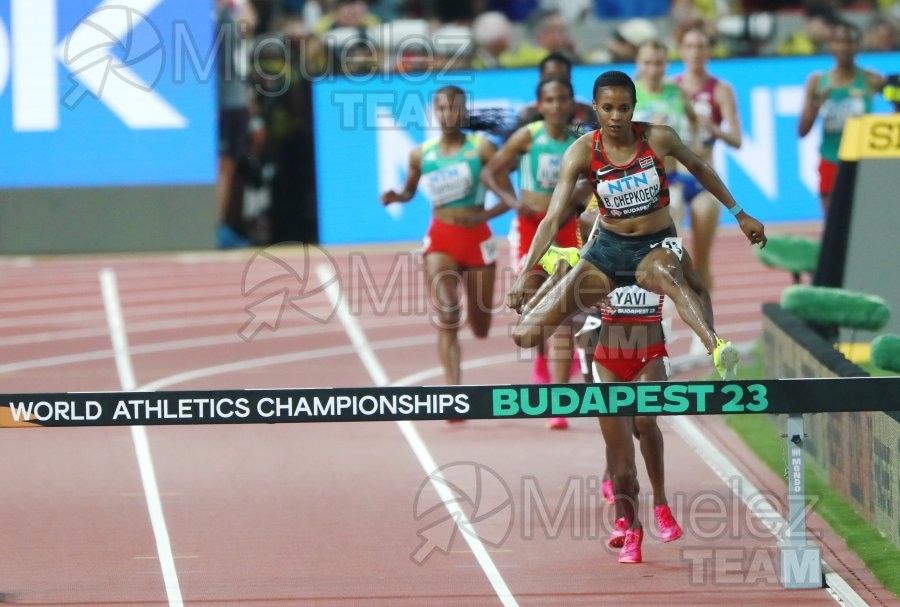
[2,377,898,428]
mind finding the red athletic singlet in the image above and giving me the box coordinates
[589,123,670,218]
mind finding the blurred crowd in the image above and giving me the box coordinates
[246,0,898,73]
[214,0,900,247]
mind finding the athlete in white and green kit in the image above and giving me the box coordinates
[382,86,503,394]
[481,77,585,429]
[798,20,883,215]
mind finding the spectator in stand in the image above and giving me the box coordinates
[587,17,660,63]
[777,2,839,55]
[670,0,727,25]
[314,0,379,36]
[863,15,898,52]
[471,8,576,69]
[433,24,476,70]
[471,11,514,68]
[215,0,261,248]
[602,18,660,64]
[528,9,580,59]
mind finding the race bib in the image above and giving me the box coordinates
[608,285,662,317]
[480,237,499,265]
[822,96,866,134]
[535,153,562,189]
[597,168,661,216]
[654,236,684,260]
[424,162,474,207]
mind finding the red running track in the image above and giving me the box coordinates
[0,223,896,606]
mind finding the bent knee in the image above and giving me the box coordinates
[432,308,462,331]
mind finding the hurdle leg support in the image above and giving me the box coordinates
[779,413,823,589]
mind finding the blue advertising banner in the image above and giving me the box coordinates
[312,53,897,245]
[0,0,216,188]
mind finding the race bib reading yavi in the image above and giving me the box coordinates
[608,285,662,317]
[424,162,474,207]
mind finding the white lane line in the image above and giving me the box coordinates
[136,334,439,392]
[0,316,434,375]
[387,356,866,605]
[0,311,426,349]
[666,417,867,606]
[315,263,519,607]
[100,268,184,607]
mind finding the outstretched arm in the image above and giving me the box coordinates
[654,125,767,248]
[380,147,422,204]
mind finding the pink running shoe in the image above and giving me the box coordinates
[570,351,583,379]
[602,479,615,504]
[607,517,627,548]
[547,417,569,430]
[618,528,643,564]
[532,354,550,384]
[654,505,683,542]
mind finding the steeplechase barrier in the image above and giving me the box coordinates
[2,376,898,592]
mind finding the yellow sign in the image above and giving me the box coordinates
[839,114,900,160]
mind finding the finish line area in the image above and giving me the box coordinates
[2,230,897,606]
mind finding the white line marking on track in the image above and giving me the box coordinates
[0,316,443,375]
[136,334,442,391]
[0,308,415,348]
[100,268,184,607]
[666,416,867,606]
[315,263,519,607]
[385,353,867,605]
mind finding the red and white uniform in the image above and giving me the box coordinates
[589,123,670,219]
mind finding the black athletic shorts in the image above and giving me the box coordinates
[582,225,679,287]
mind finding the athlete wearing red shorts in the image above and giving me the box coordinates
[381,86,503,391]
[423,219,497,268]
[480,79,584,422]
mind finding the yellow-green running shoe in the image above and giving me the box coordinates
[539,246,580,274]
[713,337,739,380]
